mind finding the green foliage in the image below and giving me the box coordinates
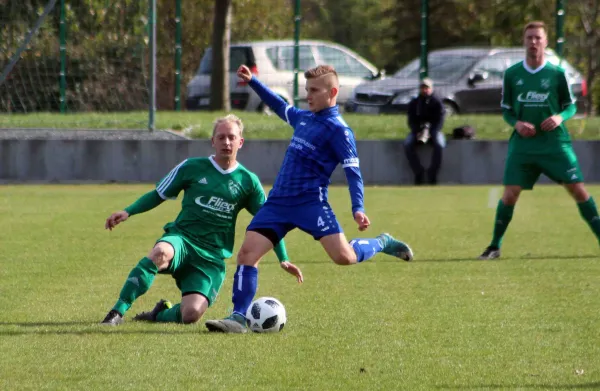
[1,185,600,390]
[300,0,395,69]
[1,0,598,114]
[1,0,149,114]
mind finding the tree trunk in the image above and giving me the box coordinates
[210,0,232,111]
[585,39,596,115]
[577,0,599,115]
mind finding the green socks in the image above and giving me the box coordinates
[112,257,158,315]
[487,196,600,250]
[577,197,600,244]
[155,303,183,323]
[490,200,515,248]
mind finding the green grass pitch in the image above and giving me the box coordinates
[1,184,599,390]
[1,111,599,140]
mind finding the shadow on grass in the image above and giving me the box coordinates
[0,321,97,327]
[417,254,598,263]
[290,254,598,264]
[437,382,600,390]
[0,321,215,336]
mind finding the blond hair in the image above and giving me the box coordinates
[524,21,547,35]
[304,65,339,90]
[212,114,244,136]
[304,64,338,80]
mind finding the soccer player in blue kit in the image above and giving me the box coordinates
[205,64,414,333]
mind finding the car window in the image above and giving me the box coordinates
[316,45,352,74]
[474,55,509,79]
[506,53,525,67]
[197,47,255,74]
[546,55,579,79]
[269,45,316,71]
[394,55,478,80]
[394,58,420,79]
[266,47,278,68]
[346,56,375,78]
[316,45,373,78]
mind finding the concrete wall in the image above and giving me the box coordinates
[1,139,599,184]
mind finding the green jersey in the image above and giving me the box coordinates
[155,156,266,262]
[501,60,576,154]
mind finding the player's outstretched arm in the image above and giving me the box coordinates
[105,190,164,231]
[353,211,371,232]
[280,261,304,283]
[329,124,366,225]
[273,239,303,283]
[237,65,301,127]
[105,210,129,231]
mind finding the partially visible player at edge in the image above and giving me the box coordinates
[205,64,414,333]
[478,21,600,260]
[101,115,303,326]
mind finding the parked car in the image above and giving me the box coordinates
[345,47,588,116]
[186,40,383,112]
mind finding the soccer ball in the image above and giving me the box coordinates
[245,297,286,333]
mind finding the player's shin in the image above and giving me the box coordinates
[155,303,182,323]
[490,200,515,248]
[350,238,384,262]
[577,196,600,244]
[112,257,158,315]
[232,265,258,316]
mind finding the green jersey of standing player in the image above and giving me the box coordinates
[478,21,600,260]
[101,115,303,326]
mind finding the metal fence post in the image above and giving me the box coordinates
[174,0,182,111]
[59,0,66,113]
[420,0,428,80]
[148,0,156,131]
[293,0,301,107]
[555,0,565,61]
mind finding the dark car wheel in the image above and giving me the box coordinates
[443,101,458,117]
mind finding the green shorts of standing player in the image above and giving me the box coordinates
[478,21,600,259]
[101,115,303,325]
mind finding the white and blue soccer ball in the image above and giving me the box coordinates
[246,297,287,333]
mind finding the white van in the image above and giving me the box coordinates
[186,40,383,112]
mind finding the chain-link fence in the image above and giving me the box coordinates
[1,0,151,129]
[1,0,598,131]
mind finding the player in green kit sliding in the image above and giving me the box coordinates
[478,21,600,259]
[101,115,303,325]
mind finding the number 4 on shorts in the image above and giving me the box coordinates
[317,216,325,227]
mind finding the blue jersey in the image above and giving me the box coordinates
[249,77,364,215]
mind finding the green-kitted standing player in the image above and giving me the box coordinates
[101,115,303,325]
[479,21,600,259]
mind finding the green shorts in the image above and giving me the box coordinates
[156,233,225,306]
[503,147,584,190]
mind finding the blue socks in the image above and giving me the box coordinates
[231,239,383,317]
[232,265,258,316]
[350,238,383,262]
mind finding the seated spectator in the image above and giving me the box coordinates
[404,78,446,185]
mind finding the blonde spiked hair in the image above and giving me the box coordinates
[212,114,244,136]
[304,64,338,80]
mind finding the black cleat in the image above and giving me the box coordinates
[133,299,172,322]
[478,246,501,260]
[101,310,124,326]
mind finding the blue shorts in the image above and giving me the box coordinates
[247,200,343,242]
